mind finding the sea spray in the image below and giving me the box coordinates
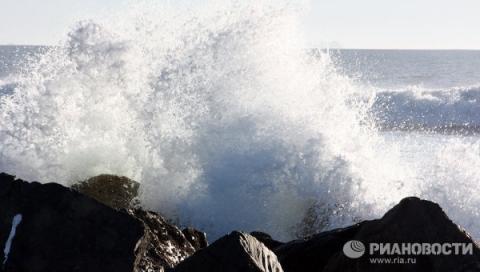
[3,214,22,266]
[1,1,479,241]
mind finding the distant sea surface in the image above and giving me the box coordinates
[0,46,45,78]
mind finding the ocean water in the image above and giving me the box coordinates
[331,49,480,132]
[1,1,480,241]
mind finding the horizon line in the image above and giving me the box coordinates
[1,44,480,51]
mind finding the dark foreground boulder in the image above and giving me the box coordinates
[2,172,479,272]
[173,231,284,272]
[0,173,202,272]
[275,197,480,272]
[0,173,142,272]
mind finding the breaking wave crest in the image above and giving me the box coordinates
[371,85,480,134]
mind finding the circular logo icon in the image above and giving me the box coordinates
[343,240,365,259]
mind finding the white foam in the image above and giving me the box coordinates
[3,214,22,265]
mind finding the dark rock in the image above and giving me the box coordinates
[250,231,284,251]
[275,223,364,272]
[0,173,143,272]
[275,197,480,272]
[173,231,284,272]
[3,172,478,272]
[182,227,208,250]
[325,197,480,272]
[129,209,197,271]
[0,173,201,272]
[71,174,140,210]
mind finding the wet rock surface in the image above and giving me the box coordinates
[129,209,199,271]
[0,173,143,272]
[182,227,208,251]
[275,223,364,272]
[0,173,201,272]
[71,174,140,210]
[1,172,479,272]
[172,231,284,272]
[275,197,480,272]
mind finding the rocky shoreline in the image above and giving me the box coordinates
[0,173,479,272]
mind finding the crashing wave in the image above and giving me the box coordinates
[1,1,480,241]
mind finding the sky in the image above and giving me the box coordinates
[0,0,479,49]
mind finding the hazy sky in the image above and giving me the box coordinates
[1,0,479,49]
